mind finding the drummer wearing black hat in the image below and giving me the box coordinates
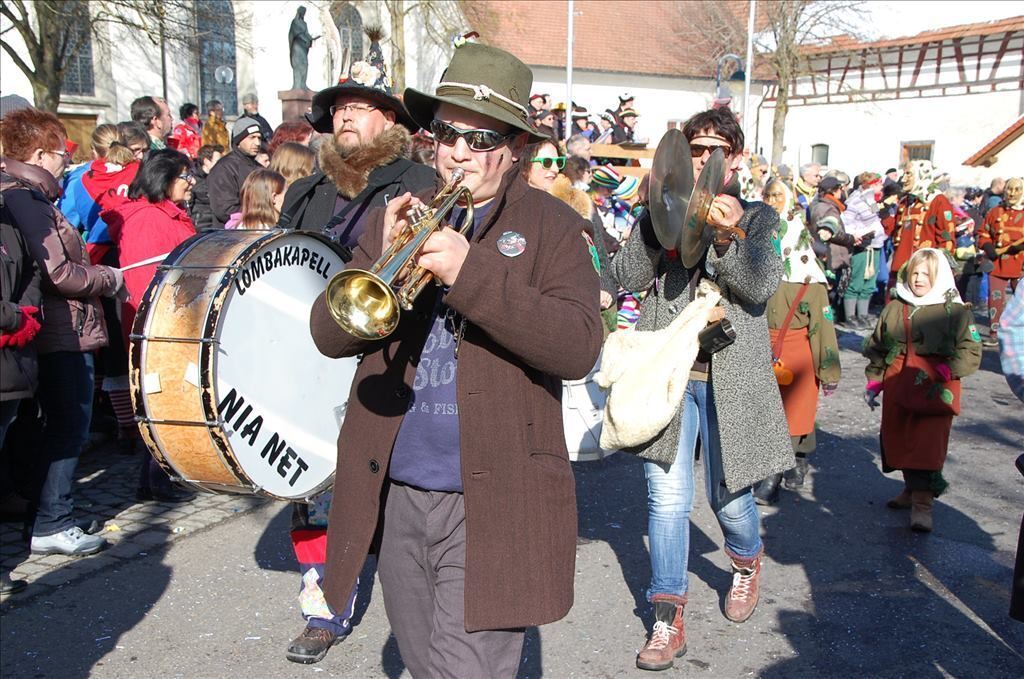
[278,33,436,667]
[308,39,602,677]
[280,44,435,247]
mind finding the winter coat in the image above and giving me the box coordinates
[207,149,262,228]
[612,204,793,491]
[189,168,216,230]
[863,298,982,470]
[101,198,196,344]
[247,112,274,144]
[281,126,436,246]
[887,193,956,276]
[171,118,203,160]
[1,158,117,354]
[310,167,603,632]
[59,159,139,244]
[842,188,885,249]
[202,114,229,150]
[810,194,855,270]
[978,205,1024,280]
[1,198,42,400]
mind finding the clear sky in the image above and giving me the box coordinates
[860,0,1021,39]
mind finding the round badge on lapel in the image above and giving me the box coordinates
[497,231,527,257]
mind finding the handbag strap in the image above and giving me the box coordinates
[772,282,809,361]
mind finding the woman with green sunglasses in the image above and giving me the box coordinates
[523,140,565,193]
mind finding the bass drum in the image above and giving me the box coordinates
[129,229,357,501]
[563,351,615,462]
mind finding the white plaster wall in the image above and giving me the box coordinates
[754,90,1022,186]
[987,135,1024,180]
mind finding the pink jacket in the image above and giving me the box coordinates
[2,158,118,354]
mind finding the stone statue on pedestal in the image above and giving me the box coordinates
[288,6,319,91]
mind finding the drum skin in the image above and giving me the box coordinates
[130,229,353,500]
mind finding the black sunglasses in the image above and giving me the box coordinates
[689,143,732,158]
[430,120,514,152]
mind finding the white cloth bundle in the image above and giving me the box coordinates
[596,282,722,450]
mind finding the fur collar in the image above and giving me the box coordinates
[318,125,410,199]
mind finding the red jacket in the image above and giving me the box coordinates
[101,199,196,343]
[890,193,956,276]
[170,118,203,160]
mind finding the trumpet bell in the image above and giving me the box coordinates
[325,269,400,340]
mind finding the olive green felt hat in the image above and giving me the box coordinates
[403,41,548,143]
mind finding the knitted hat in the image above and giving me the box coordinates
[613,175,640,201]
[591,165,623,190]
[618,92,634,102]
[818,176,843,194]
[619,108,639,119]
[232,116,263,147]
[571,107,590,119]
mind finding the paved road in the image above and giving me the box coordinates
[2,329,1022,678]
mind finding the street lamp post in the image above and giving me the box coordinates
[714,53,746,114]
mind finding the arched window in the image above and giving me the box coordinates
[198,0,238,115]
[332,2,364,66]
[62,23,94,96]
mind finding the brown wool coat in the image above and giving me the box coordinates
[309,168,603,632]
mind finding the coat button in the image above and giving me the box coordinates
[369,459,380,474]
[668,305,678,314]
[395,386,410,399]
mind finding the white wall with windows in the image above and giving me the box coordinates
[754,89,1022,186]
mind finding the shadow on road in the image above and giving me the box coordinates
[760,428,1024,677]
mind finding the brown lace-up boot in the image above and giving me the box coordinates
[724,551,762,623]
[636,595,687,671]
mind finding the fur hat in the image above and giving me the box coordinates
[307,26,417,133]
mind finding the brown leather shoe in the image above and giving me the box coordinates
[910,491,933,532]
[886,487,912,510]
[724,553,761,623]
[636,596,686,671]
[285,625,340,664]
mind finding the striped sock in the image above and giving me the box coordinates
[107,389,136,431]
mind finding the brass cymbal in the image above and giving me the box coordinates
[680,148,726,268]
[648,128,693,252]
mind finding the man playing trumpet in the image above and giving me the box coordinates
[308,40,602,677]
[613,107,791,671]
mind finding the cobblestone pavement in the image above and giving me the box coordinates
[0,444,267,602]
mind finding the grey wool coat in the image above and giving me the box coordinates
[612,203,794,491]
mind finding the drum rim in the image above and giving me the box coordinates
[132,229,346,501]
[130,231,222,491]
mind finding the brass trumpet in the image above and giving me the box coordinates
[325,169,474,340]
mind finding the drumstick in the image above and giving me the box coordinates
[119,252,172,271]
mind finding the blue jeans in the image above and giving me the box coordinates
[645,380,762,601]
[33,351,94,537]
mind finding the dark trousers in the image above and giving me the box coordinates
[33,351,94,537]
[377,483,524,679]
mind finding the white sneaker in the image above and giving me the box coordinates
[31,526,107,556]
